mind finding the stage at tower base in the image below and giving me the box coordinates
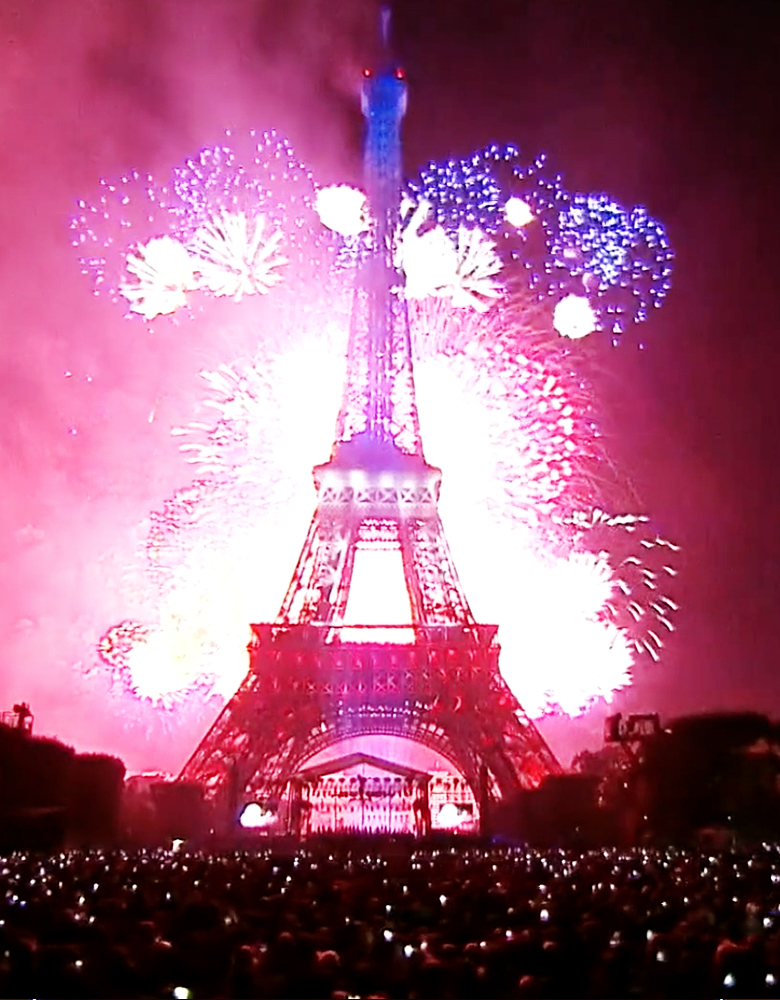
[180,35,560,837]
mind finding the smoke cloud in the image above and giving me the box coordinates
[0,0,379,771]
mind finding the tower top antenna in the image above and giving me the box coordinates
[380,6,392,51]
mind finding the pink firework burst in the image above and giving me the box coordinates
[79,134,677,731]
[94,283,675,720]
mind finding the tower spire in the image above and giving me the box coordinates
[380,5,392,51]
[361,8,406,250]
[334,28,419,456]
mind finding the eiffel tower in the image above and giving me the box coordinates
[181,22,560,835]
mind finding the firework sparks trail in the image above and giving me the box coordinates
[75,133,676,725]
[409,294,676,715]
[71,131,333,311]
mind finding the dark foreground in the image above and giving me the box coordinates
[0,841,778,998]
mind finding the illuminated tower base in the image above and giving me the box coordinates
[181,442,559,834]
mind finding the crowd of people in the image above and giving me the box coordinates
[0,838,779,997]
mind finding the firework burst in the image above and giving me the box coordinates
[120,236,197,319]
[187,211,287,300]
[71,131,331,312]
[403,143,672,336]
[80,130,675,724]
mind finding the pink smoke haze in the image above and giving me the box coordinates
[0,0,379,773]
[3,1,776,775]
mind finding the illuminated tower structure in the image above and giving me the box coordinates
[181,32,560,834]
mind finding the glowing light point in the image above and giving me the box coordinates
[314,185,369,236]
[436,803,473,829]
[553,294,598,339]
[504,197,535,228]
[238,802,276,828]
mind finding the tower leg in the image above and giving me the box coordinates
[288,779,303,837]
[478,762,490,838]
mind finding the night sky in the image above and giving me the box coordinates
[0,0,778,768]
[391,0,780,750]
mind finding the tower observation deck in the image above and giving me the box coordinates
[180,20,560,836]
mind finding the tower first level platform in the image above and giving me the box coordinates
[181,620,560,835]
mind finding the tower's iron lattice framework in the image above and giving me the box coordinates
[181,39,560,833]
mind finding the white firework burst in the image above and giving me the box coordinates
[564,508,679,663]
[504,197,535,229]
[174,363,279,487]
[398,201,503,311]
[188,211,287,301]
[398,201,458,301]
[553,293,598,339]
[315,185,369,236]
[450,225,504,312]
[120,236,197,319]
